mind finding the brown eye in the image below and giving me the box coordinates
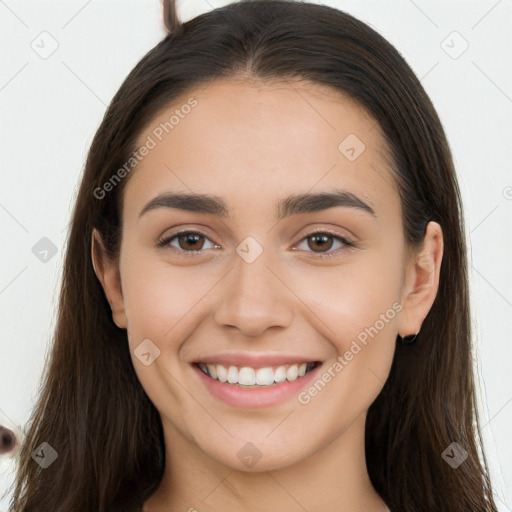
[294,231,354,257]
[307,234,334,252]
[157,231,217,254]
[177,233,206,251]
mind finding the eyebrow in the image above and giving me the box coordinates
[138,189,376,220]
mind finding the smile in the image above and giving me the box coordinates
[195,361,319,387]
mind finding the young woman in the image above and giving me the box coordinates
[9,0,498,511]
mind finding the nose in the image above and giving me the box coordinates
[214,243,294,337]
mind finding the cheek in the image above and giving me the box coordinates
[295,278,399,433]
[120,252,216,341]
[289,253,401,399]
[119,256,208,408]
[291,252,402,340]
[121,246,403,345]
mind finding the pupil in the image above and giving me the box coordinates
[181,234,203,250]
[177,234,333,252]
[309,234,332,252]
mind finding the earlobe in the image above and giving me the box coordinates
[397,221,444,338]
[91,229,128,329]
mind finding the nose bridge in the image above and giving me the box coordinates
[213,235,293,336]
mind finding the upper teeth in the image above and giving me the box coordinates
[197,362,316,386]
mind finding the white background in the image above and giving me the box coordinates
[0,0,511,510]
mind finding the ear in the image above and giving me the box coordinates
[91,228,127,329]
[398,221,444,337]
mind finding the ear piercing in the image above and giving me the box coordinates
[399,331,419,344]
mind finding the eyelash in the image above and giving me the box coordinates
[156,229,355,259]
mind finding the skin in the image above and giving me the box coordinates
[92,77,443,512]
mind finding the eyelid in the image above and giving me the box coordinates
[291,229,355,259]
[157,227,356,258]
[156,229,219,256]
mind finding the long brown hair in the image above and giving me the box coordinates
[8,1,497,510]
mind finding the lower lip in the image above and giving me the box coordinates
[191,363,322,409]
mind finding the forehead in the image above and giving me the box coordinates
[125,77,398,223]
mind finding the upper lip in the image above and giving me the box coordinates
[192,352,320,368]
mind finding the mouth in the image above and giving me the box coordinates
[193,361,321,387]
[190,356,324,408]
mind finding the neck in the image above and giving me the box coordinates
[143,413,389,512]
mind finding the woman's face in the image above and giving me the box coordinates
[97,77,436,472]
